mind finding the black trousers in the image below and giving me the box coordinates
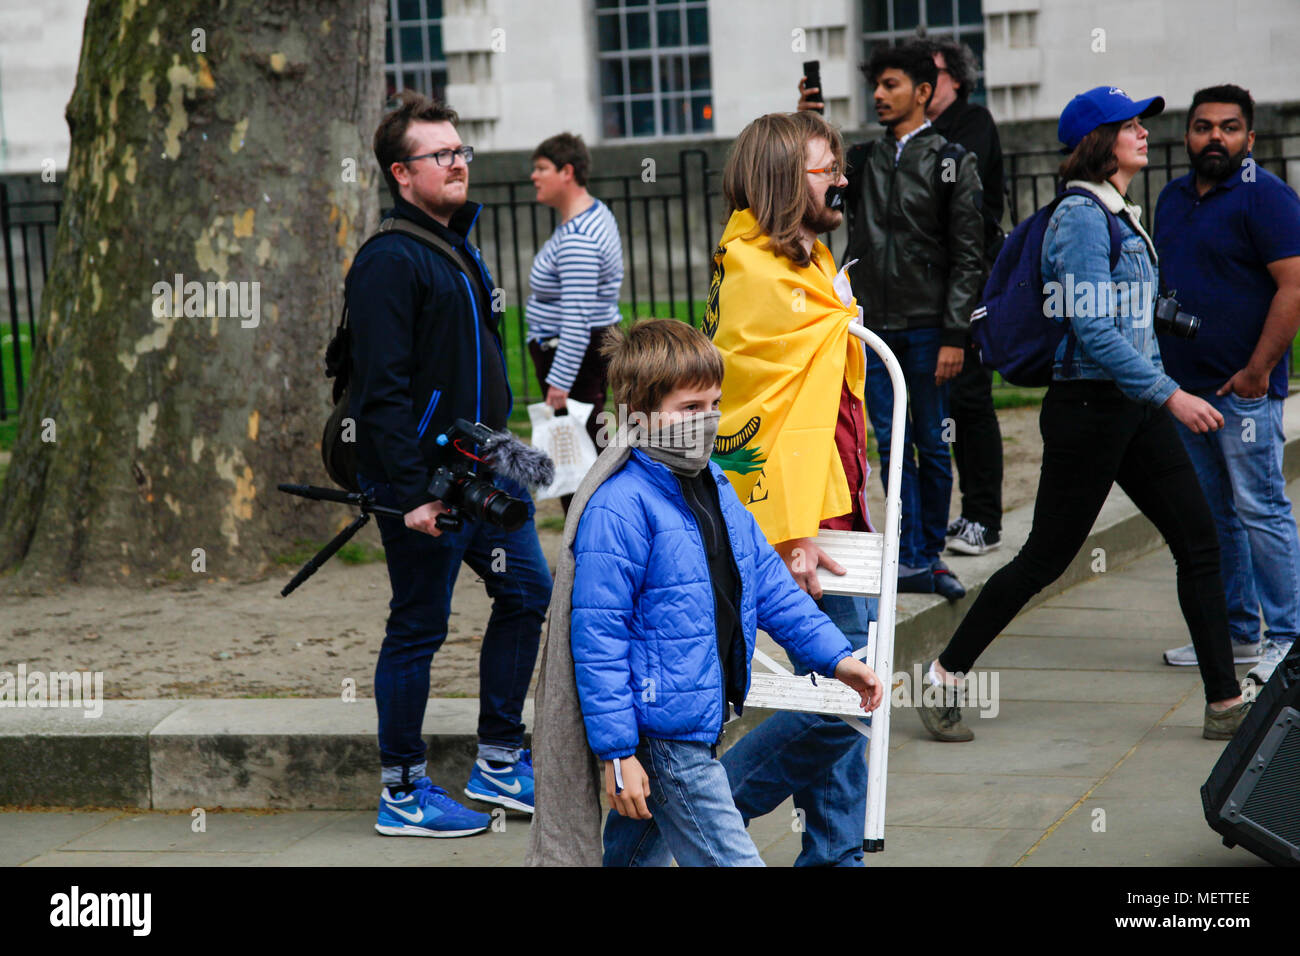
[950,344,1003,531]
[939,380,1240,703]
[528,323,616,452]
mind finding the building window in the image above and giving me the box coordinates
[597,0,714,139]
[861,0,986,119]
[385,0,448,101]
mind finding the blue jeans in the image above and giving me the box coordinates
[603,594,876,867]
[358,472,552,781]
[865,328,953,573]
[1176,392,1300,647]
[603,738,765,867]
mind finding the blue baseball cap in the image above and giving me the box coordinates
[1058,86,1165,150]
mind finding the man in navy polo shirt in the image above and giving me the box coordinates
[1154,84,1300,688]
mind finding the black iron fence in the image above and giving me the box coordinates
[1,181,60,422]
[1003,131,1298,227]
[4,133,1299,417]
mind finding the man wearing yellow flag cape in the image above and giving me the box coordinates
[712,111,877,867]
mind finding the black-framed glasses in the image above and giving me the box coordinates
[402,146,475,167]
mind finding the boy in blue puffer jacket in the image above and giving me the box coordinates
[570,319,882,866]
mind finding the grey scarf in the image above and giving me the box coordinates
[525,412,720,866]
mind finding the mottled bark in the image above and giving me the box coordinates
[0,0,387,587]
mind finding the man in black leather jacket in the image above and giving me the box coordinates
[843,43,984,601]
[348,92,551,837]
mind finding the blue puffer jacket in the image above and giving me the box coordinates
[571,449,854,761]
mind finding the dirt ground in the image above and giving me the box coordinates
[0,405,1044,699]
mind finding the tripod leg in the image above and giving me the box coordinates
[280,512,372,597]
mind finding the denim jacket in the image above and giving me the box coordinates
[1040,180,1178,406]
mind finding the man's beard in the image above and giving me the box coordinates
[415,178,468,220]
[1189,142,1248,182]
[803,198,842,235]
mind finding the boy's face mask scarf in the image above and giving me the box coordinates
[635,411,722,476]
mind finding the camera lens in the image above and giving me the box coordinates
[483,491,528,531]
[459,477,528,531]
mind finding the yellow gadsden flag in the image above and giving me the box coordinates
[704,208,865,545]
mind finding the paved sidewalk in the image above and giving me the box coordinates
[4,539,1272,867]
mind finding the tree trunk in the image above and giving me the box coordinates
[0,0,387,587]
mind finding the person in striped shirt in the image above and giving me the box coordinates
[526,133,625,491]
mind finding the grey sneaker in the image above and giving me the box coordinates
[916,675,975,742]
[1245,639,1291,688]
[1163,640,1261,667]
[947,520,1001,556]
[1203,699,1253,740]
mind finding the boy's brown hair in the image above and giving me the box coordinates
[601,319,724,415]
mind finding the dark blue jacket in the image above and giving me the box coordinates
[571,450,854,761]
[346,197,511,512]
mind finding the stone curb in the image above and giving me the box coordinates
[5,395,1298,809]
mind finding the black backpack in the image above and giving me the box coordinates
[322,217,478,491]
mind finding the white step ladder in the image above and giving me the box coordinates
[741,322,905,853]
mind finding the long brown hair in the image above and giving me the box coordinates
[721,112,844,267]
[1059,121,1121,183]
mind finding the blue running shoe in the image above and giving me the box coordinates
[464,749,534,813]
[375,777,490,838]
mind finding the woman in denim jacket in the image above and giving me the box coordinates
[915,87,1250,743]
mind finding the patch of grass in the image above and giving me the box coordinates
[991,387,1047,410]
[499,302,707,431]
[275,538,386,567]
[536,515,566,533]
[0,328,32,452]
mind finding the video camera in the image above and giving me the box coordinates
[428,418,534,533]
[277,418,554,596]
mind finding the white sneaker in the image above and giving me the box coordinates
[1245,639,1291,687]
[947,520,1001,556]
[1163,640,1261,667]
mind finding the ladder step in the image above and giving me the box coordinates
[745,672,871,719]
[812,530,884,597]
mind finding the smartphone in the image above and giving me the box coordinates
[803,59,824,111]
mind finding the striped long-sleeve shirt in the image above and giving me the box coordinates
[525,199,624,391]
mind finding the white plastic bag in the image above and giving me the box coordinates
[528,398,598,500]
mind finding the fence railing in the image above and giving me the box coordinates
[1,181,60,422]
[4,133,1300,417]
[1003,131,1298,227]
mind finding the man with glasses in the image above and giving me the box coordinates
[348,91,551,837]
